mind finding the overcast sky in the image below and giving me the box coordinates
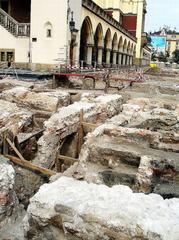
[145,0,179,32]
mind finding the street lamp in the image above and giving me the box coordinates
[69,11,78,33]
[69,11,79,66]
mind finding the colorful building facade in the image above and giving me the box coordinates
[0,0,150,70]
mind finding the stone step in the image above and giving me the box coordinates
[100,167,137,188]
[121,90,179,106]
[154,182,179,199]
[91,138,179,170]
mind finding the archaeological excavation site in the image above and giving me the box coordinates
[0,67,179,240]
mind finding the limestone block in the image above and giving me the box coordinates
[0,86,29,102]
[84,94,123,123]
[24,177,179,240]
[0,87,70,112]
[136,155,179,195]
[0,99,33,133]
[0,156,17,225]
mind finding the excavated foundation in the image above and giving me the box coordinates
[0,69,179,239]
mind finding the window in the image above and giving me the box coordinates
[172,35,176,39]
[0,52,5,62]
[0,49,14,62]
[6,52,14,62]
[47,29,52,38]
[44,22,53,39]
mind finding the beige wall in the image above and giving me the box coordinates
[30,0,68,65]
[30,0,82,67]
[0,25,29,63]
[167,34,179,56]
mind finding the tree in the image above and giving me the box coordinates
[157,52,168,62]
[151,52,157,61]
[147,36,152,46]
[173,49,179,63]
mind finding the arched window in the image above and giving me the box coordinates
[44,22,53,38]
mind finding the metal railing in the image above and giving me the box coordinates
[0,8,30,37]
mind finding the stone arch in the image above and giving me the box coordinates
[118,36,123,52]
[122,39,128,65]
[131,43,134,54]
[133,45,136,56]
[127,41,131,54]
[117,36,123,65]
[95,23,104,47]
[111,32,118,64]
[80,16,94,66]
[112,33,118,51]
[127,43,134,65]
[92,23,104,66]
[104,28,112,49]
[123,39,127,53]
[102,28,112,65]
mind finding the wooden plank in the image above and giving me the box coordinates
[58,154,78,163]
[5,138,56,176]
[55,138,66,172]
[6,137,26,161]
[3,154,56,177]
[78,109,84,155]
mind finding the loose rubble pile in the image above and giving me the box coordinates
[0,69,179,239]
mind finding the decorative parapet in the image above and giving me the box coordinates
[82,0,137,42]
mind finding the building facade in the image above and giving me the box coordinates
[166,33,179,58]
[149,28,179,60]
[0,0,150,70]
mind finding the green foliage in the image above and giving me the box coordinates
[157,52,168,62]
[151,52,157,61]
[173,49,179,63]
[147,36,152,46]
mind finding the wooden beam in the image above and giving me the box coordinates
[4,137,56,176]
[78,109,84,155]
[55,138,66,172]
[3,154,56,177]
[6,137,25,161]
[58,154,78,164]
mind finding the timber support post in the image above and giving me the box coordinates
[78,109,84,156]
